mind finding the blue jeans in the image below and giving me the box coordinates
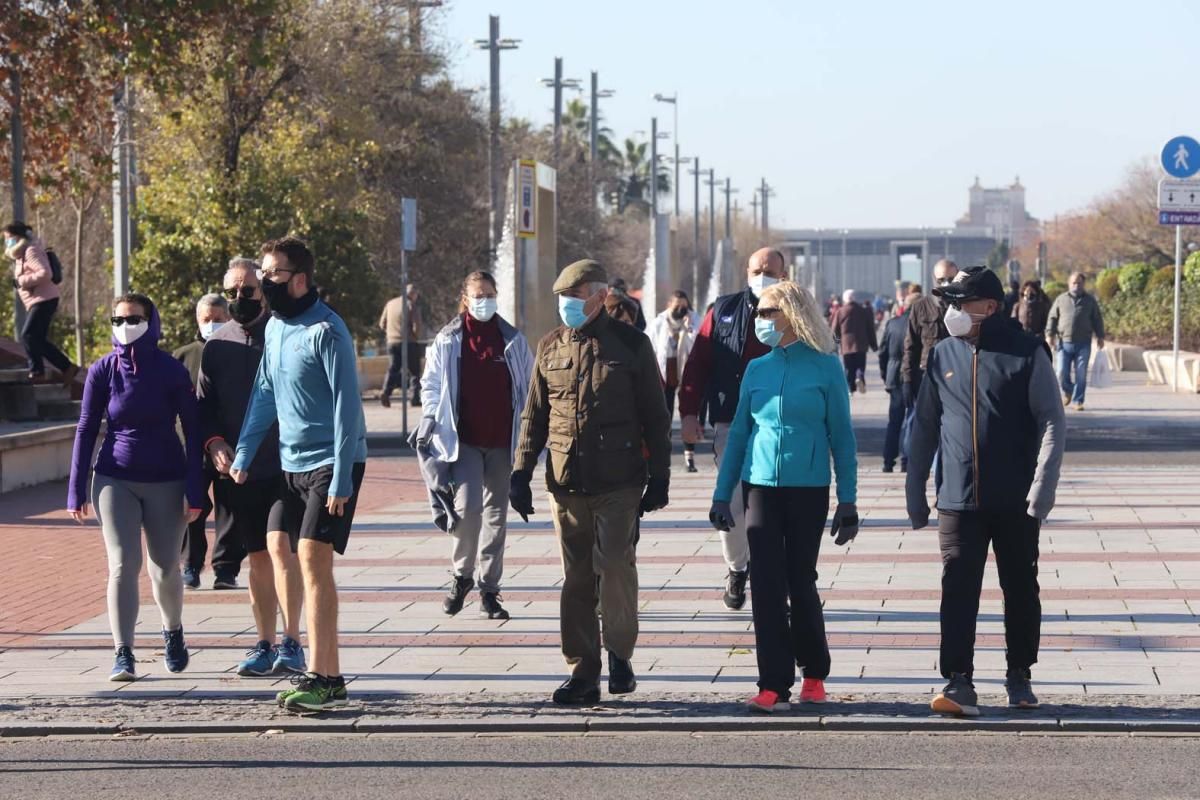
[1058,341,1091,405]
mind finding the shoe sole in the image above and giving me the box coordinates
[723,596,747,610]
[212,583,238,590]
[164,661,189,674]
[930,694,980,717]
[109,670,136,682]
[481,612,510,620]
[1009,700,1040,709]
[608,681,637,695]
[552,693,601,706]
[272,661,306,675]
[284,697,349,712]
[747,701,790,713]
[237,665,275,677]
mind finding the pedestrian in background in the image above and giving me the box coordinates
[199,258,306,678]
[679,248,787,611]
[5,221,79,386]
[832,289,877,394]
[607,276,647,330]
[233,237,368,712]
[709,281,858,713]
[68,293,204,682]
[604,291,641,327]
[1012,280,1050,338]
[648,289,699,473]
[379,283,424,408]
[510,259,671,706]
[1047,272,1105,411]
[878,296,909,473]
[420,270,533,622]
[902,259,958,444]
[907,266,1065,717]
[174,293,238,590]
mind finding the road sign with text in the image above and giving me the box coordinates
[1158,178,1200,211]
[1159,210,1200,226]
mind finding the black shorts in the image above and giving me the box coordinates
[267,463,366,555]
[213,477,287,554]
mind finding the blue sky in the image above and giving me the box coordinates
[434,0,1200,231]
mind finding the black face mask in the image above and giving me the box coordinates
[230,296,263,324]
[260,275,314,318]
[671,307,688,320]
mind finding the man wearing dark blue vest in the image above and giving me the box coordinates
[679,248,787,610]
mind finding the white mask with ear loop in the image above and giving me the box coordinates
[944,305,989,338]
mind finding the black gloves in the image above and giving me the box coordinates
[508,469,534,522]
[708,501,733,532]
[830,502,859,545]
[640,477,669,516]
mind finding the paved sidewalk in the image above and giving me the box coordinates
[2,372,1200,731]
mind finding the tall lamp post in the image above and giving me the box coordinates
[474,15,519,267]
[653,93,679,216]
[541,57,580,169]
[589,71,614,205]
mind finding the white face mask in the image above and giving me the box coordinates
[467,297,498,322]
[199,320,225,340]
[113,321,149,345]
[748,274,779,298]
[943,305,990,338]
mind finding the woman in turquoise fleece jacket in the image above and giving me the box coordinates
[709,281,859,713]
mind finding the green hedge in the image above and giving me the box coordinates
[1101,283,1200,350]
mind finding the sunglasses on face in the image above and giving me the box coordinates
[223,286,258,300]
[755,307,781,319]
[111,315,147,326]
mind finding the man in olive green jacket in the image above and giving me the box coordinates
[510,259,672,706]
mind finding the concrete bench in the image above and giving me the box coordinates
[0,423,77,493]
[1142,350,1200,392]
[1104,343,1145,372]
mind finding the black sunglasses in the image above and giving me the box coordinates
[223,286,258,300]
[110,314,147,326]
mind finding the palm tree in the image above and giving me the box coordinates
[562,98,620,166]
[614,137,670,212]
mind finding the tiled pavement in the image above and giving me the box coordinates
[2,373,1200,714]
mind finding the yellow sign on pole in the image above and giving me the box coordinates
[515,159,537,239]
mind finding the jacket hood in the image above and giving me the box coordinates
[111,299,163,372]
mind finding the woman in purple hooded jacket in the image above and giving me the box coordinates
[68,292,205,682]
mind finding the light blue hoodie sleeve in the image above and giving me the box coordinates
[824,355,858,503]
[232,339,277,475]
[713,361,757,504]
[317,320,365,498]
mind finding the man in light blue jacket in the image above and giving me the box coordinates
[232,237,367,713]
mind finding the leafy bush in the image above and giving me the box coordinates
[1118,262,1154,294]
[1043,280,1066,299]
[1095,269,1121,302]
[1185,251,1200,286]
[1147,266,1176,293]
[1101,283,1200,350]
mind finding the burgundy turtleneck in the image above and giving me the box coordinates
[457,313,512,449]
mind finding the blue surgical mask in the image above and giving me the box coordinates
[199,320,225,340]
[558,295,589,329]
[468,297,498,322]
[754,317,783,347]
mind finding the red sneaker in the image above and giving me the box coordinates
[746,689,790,713]
[799,678,827,704]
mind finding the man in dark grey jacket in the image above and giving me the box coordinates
[1046,272,1105,410]
[198,258,306,678]
[906,266,1065,718]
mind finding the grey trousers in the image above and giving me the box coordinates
[92,474,187,648]
[449,444,511,593]
[712,422,751,572]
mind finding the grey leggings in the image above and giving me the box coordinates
[92,474,187,648]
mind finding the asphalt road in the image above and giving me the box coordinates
[4,732,1199,800]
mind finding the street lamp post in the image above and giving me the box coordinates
[589,71,613,204]
[474,15,519,267]
[541,58,580,170]
[723,178,738,239]
[705,170,717,261]
[653,93,679,215]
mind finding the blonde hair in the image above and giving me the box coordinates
[759,281,836,354]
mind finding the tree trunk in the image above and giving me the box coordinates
[73,203,85,366]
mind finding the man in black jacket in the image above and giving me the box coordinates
[877,306,908,472]
[906,266,1065,717]
[198,258,306,678]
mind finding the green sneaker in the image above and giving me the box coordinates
[282,672,348,712]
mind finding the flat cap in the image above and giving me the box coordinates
[552,259,608,294]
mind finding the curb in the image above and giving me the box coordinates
[5,715,1200,738]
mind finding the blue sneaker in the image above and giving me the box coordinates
[237,640,276,676]
[109,646,136,682]
[272,635,306,674]
[182,566,201,590]
[163,627,189,673]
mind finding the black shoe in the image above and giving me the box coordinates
[1006,667,1040,709]
[686,463,698,473]
[552,677,601,706]
[379,393,391,408]
[607,652,637,695]
[882,464,895,473]
[931,672,980,717]
[409,396,422,407]
[182,566,201,590]
[480,591,510,620]
[442,575,474,616]
[212,572,238,590]
[723,569,748,610]
[900,461,908,474]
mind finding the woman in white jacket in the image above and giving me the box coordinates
[648,290,700,472]
[420,271,534,620]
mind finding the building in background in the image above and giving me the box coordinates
[957,176,1040,251]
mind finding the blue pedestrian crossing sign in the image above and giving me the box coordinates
[1161,136,1200,178]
